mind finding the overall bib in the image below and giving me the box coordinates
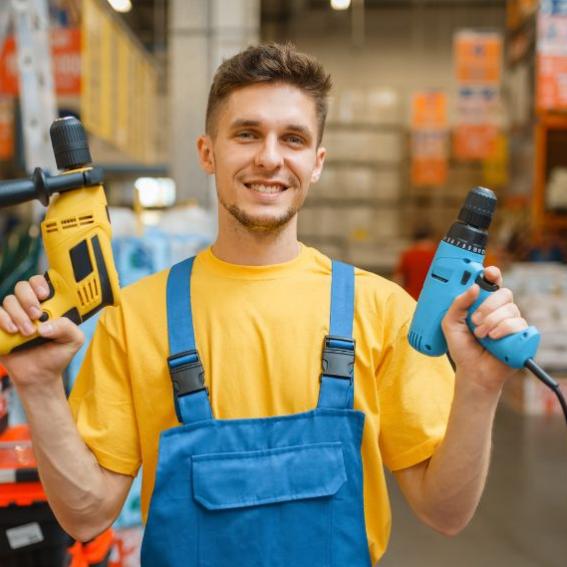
[140,257,372,567]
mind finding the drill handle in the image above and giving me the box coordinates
[466,278,541,369]
[0,167,105,209]
[408,243,541,369]
[408,244,486,357]
[0,178,39,208]
[0,270,80,356]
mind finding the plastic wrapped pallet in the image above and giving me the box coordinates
[501,263,567,414]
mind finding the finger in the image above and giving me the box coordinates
[470,287,514,326]
[2,295,35,336]
[29,275,51,301]
[0,307,18,334]
[442,284,480,330]
[474,303,521,338]
[38,317,84,349]
[483,265,503,287]
[14,281,43,321]
[486,317,528,340]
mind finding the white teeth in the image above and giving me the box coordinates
[248,184,284,194]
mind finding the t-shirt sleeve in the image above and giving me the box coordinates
[377,320,455,472]
[68,304,141,477]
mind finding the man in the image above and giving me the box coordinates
[0,44,527,565]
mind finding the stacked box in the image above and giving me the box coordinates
[330,88,400,126]
[316,241,346,260]
[310,166,402,202]
[297,208,318,239]
[501,263,567,414]
[299,88,405,272]
[324,130,404,164]
[308,167,337,200]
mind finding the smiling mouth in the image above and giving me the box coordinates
[244,182,288,194]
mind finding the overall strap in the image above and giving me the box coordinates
[317,260,356,410]
[166,257,213,424]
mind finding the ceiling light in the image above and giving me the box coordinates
[135,177,176,208]
[331,0,351,9]
[107,0,132,13]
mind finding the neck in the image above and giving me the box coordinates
[212,209,301,266]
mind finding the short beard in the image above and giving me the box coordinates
[220,199,298,233]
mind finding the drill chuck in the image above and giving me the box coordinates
[444,187,498,254]
[0,114,102,209]
[457,186,497,230]
[50,116,92,171]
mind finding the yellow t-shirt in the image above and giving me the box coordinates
[69,244,454,564]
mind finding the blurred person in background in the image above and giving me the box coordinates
[524,229,566,263]
[394,225,437,300]
[0,43,530,566]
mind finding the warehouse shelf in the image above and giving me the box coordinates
[324,159,402,170]
[532,113,567,231]
[303,197,401,207]
[326,122,403,133]
[99,163,168,178]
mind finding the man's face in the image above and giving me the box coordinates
[198,82,326,233]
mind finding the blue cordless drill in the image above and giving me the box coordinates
[408,187,567,421]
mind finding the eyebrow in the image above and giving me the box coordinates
[229,119,313,142]
[230,119,261,129]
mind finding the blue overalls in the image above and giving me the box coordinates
[140,257,372,566]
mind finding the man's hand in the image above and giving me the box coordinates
[0,275,130,541]
[0,275,84,389]
[397,267,529,535]
[441,265,528,392]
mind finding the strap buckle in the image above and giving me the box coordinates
[167,350,205,396]
[321,335,356,381]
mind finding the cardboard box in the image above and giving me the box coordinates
[333,88,400,125]
[374,169,403,201]
[311,166,402,202]
[297,207,318,238]
[340,167,376,199]
[341,167,402,201]
[366,88,400,125]
[325,130,404,163]
[344,207,376,242]
[309,167,336,200]
[317,242,346,261]
[313,207,345,239]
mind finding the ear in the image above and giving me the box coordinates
[197,135,215,174]
[311,146,326,183]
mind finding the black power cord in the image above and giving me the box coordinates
[524,359,567,425]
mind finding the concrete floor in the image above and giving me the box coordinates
[380,407,567,567]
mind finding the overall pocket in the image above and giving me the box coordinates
[192,441,346,567]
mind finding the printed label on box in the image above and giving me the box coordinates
[6,522,44,550]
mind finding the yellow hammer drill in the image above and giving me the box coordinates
[0,116,120,355]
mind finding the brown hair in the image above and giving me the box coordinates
[206,43,332,145]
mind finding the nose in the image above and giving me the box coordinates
[254,134,283,171]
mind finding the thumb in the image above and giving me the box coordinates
[442,284,480,331]
[38,317,85,349]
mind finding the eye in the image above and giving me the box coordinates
[285,134,305,146]
[236,130,257,140]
